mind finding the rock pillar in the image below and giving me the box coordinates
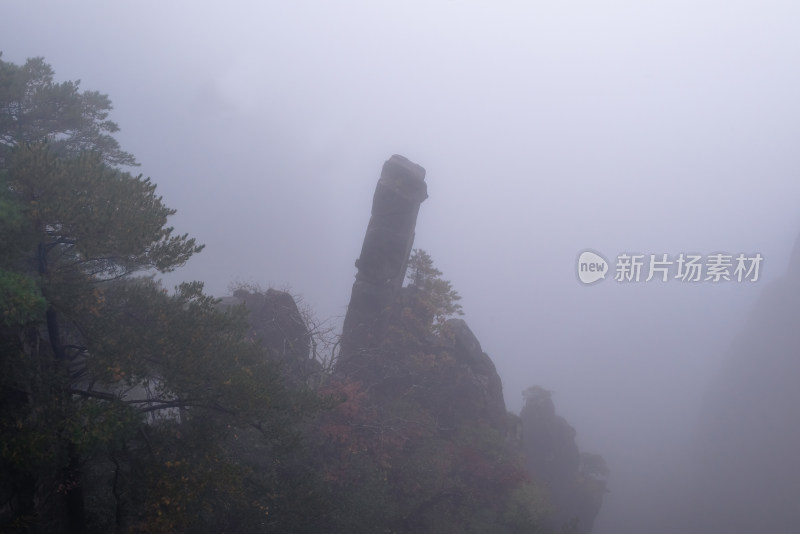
[338,155,427,369]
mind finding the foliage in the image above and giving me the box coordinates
[7,143,202,280]
[311,374,550,533]
[0,269,325,532]
[313,248,551,532]
[404,249,463,335]
[0,54,322,533]
[0,269,46,326]
[0,53,136,168]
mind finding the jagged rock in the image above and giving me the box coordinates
[220,288,321,386]
[334,155,507,432]
[334,154,606,531]
[439,318,507,432]
[369,315,509,434]
[338,155,427,370]
[520,387,606,534]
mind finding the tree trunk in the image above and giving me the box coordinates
[63,443,86,534]
[38,241,86,533]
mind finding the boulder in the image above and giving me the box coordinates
[519,387,606,534]
[220,288,320,386]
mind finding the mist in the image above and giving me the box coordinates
[4,1,800,532]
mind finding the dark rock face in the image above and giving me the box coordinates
[335,154,606,531]
[220,288,320,386]
[440,318,507,433]
[338,155,427,370]
[335,155,506,432]
[691,240,800,533]
[520,387,606,534]
[377,316,510,434]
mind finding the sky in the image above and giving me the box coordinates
[4,2,800,532]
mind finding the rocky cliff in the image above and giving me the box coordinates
[338,154,428,372]
[220,155,606,532]
[691,236,800,533]
[334,155,507,432]
[219,288,321,386]
[520,387,607,534]
[333,154,606,532]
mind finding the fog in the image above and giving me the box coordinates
[4,1,800,532]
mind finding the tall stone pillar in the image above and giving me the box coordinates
[338,155,427,370]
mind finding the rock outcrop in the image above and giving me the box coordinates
[520,387,606,534]
[338,154,428,372]
[220,288,321,386]
[333,154,605,531]
[335,155,507,432]
[435,318,508,433]
[690,236,800,533]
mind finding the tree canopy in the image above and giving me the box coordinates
[0,53,136,169]
[402,248,463,336]
[0,55,318,533]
